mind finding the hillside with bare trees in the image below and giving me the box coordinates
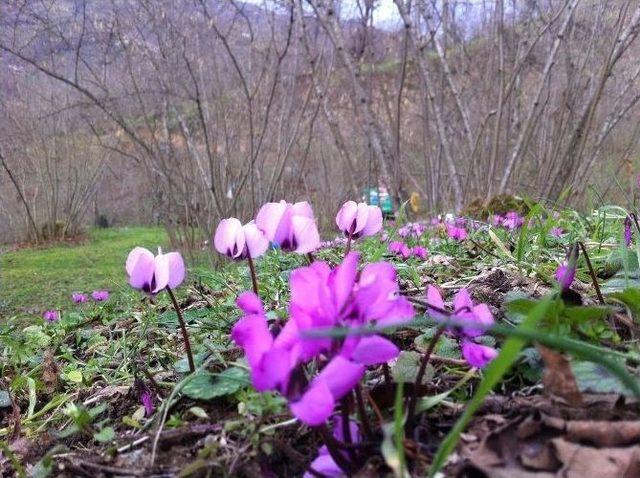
[2,0,640,244]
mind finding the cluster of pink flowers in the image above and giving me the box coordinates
[388,241,428,260]
[232,252,414,425]
[42,290,110,322]
[491,211,524,230]
[398,222,426,238]
[425,286,498,368]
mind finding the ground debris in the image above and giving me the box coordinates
[458,410,640,477]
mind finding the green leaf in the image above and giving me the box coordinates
[93,426,115,443]
[181,367,250,401]
[609,288,640,318]
[0,390,11,408]
[65,370,83,384]
[435,335,461,359]
[562,305,611,324]
[391,351,431,384]
[601,270,640,294]
[571,361,638,396]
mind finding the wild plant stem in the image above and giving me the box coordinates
[345,233,352,257]
[166,286,195,373]
[246,255,259,295]
[317,424,354,474]
[355,384,373,439]
[578,242,604,305]
[407,326,445,426]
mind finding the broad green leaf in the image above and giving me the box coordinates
[571,361,637,396]
[609,288,640,318]
[601,270,640,294]
[93,426,115,443]
[181,367,249,400]
[391,351,432,384]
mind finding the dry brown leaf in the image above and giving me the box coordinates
[537,345,583,407]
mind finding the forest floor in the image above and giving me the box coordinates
[2,205,640,477]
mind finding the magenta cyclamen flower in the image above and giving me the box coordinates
[388,241,410,259]
[43,310,59,322]
[624,217,633,246]
[425,286,497,368]
[304,417,359,478]
[555,262,575,291]
[256,200,320,253]
[91,290,109,302]
[72,293,87,304]
[446,225,467,241]
[412,246,428,260]
[126,247,185,294]
[232,252,414,425]
[335,201,383,238]
[550,227,564,238]
[502,211,524,230]
[140,390,154,417]
[214,218,269,260]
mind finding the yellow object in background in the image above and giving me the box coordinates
[410,192,420,213]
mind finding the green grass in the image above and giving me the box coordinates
[0,227,169,315]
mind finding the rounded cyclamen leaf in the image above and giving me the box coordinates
[242,221,269,258]
[165,252,185,289]
[214,218,245,258]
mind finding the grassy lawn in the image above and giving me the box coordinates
[0,227,169,315]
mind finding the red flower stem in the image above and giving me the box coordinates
[166,286,196,374]
[307,252,315,264]
[344,233,352,257]
[340,398,358,463]
[317,424,354,474]
[246,255,259,295]
[407,325,445,427]
[577,242,604,305]
[355,384,373,439]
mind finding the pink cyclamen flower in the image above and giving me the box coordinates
[446,225,467,241]
[550,227,564,238]
[140,390,154,417]
[91,290,109,302]
[304,416,359,478]
[412,246,428,260]
[72,293,87,304]
[425,286,497,368]
[555,262,575,291]
[502,211,524,230]
[126,247,185,294]
[256,200,320,254]
[336,201,382,238]
[388,241,410,259]
[232,252,414,425]
[43,310,59,322]
[624,217,633,246]
[214,218,269,260]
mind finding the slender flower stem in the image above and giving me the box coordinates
[246,255,259,295]
[578,242,604,305]
[344,233,353,257]
[355,384,373,439]
[307,252,315,264]
[382,363,392,385]
[317,424,354,474]
[166,286,195,373]
[340,397,358,463]
[407,326,445,426]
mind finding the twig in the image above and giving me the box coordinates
[577,242,605,304]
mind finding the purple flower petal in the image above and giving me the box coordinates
[350,335,399,365]
[461,340,498,368]
[315,356,364,401]
[290,379,335,426]
[214,218,245,258]
[126,247,155,290]
[236,291,264,315]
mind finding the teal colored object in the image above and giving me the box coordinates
[366,188,394,215]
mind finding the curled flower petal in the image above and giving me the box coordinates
[350,335,399,365]
[461,340,498,368]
